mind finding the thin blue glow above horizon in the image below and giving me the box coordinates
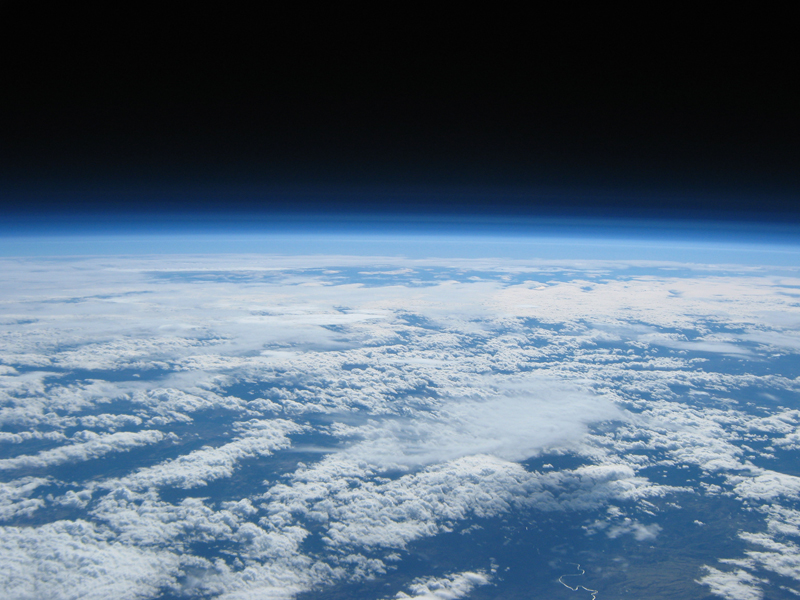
[1,220,799,265]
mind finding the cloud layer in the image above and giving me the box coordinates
[0,255,798,599]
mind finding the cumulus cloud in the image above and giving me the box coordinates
[0,430,67,444]
[0,430,167,472]
[698,502,800,598]
[585,515,663,541]
[698,567,766,600]
[736,532,800,581]
[103,419,304,491]
[0,520,183,600]
[732,471,800,501]
[605,518,662,541]
[389,570,491,600]
[263,454,677,551]
[79,413,143,430]
[0,478,49,520]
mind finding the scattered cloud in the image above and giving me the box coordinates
[1,255,799,600]
[0,519,184,600]
[698,567,767,600]
[389,570,491,600]
[102,419,304,491]
[0,430,167,472]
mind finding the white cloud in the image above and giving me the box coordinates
[263,454,677,551]
[0,520,183,600]
[103,419,304,491]
[698,503,800,597]
[390,570,491,600]
[766,505,800,538]
[585,514,663,541]
[0,478,49,520]
[605,518,662,541]
[698,567,766,600]
[334,381,625,469]
[737,532,800,581]
[79,413,143,430]
[0,430,167,472]
[732,471,800,501]
[0,430,67,444]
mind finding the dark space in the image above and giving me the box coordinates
[1,7,798,223]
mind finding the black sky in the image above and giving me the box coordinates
[1,7,798,223]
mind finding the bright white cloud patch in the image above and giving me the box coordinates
[698,567,767,600]
[389,570,491,599]
[0,520,183,600]
[733,471,800,501]
[102,419,304,491]
[334,382,624,468]
[0,430,167,472]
